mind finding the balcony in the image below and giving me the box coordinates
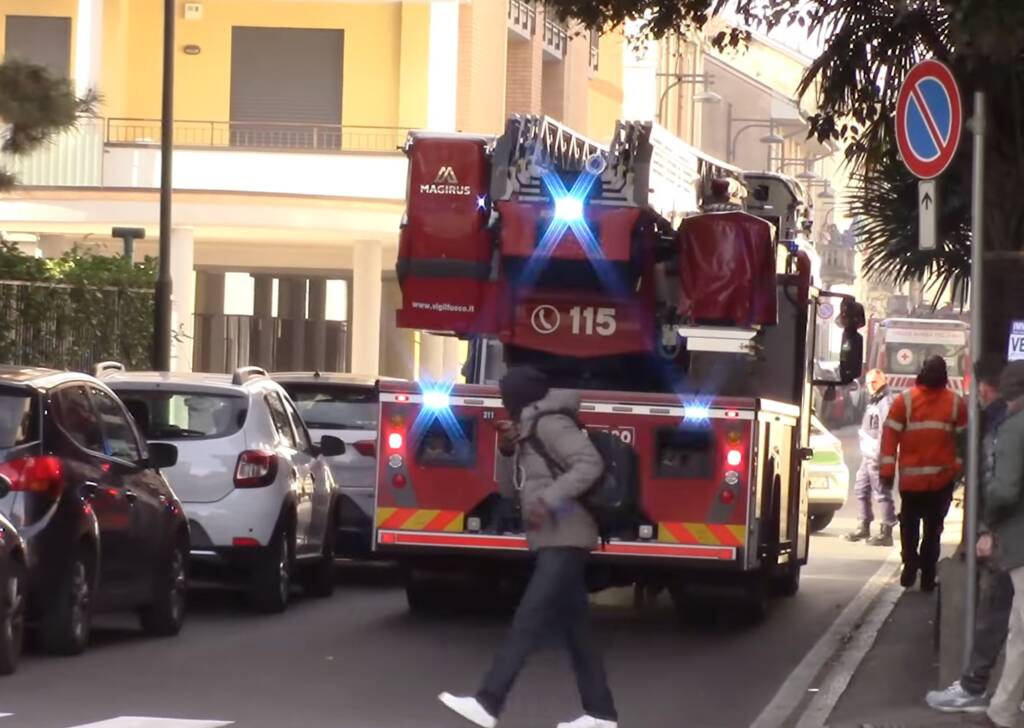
[820,244,857,286]
[3,117,411,200]
[507,0,536,41]
[543,16,568,60]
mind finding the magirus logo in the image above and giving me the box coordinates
[419,165,472,196]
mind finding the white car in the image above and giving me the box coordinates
[98,364,345,612]
[806,416,850,533]
[272,373,389,557]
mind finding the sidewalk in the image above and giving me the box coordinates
[821,495,1002,728]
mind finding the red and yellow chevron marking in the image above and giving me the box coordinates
[658,522,746,547]
[375,507,465,532]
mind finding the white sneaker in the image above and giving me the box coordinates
[556,717,618,728]
[924,680,988,713]
[438,693,498,728]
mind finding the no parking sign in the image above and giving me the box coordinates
[896,59,963,179]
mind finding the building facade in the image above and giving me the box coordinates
[0,0,624,377]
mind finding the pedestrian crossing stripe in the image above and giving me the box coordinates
[0,717,232,727]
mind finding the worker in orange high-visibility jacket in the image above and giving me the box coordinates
[880,355,967,592]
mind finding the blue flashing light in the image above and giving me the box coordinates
[554,196,584,223]
[422,388,451,411]
[682,399,713,424]
[476,195,488,211]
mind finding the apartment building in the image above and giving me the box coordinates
[0,0,624,376]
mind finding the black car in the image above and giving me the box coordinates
[0,474,26,675]
[0,367,188,655]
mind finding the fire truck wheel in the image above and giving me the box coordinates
[405,575,451,614]
[773,559,801,598]
[738,574,770,625]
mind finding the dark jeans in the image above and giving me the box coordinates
[899,483,955,579]
[477,547,617,720]
[961,566,1015,695]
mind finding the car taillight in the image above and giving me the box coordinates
[0,456,64,498]
[354,440,376,457]
[726,449,743,467]
[234,450,278,488]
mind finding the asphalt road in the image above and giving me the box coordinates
[0,426,895,728]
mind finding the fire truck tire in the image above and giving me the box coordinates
[739,575,770,624]
[405,576,450,614]
[774,559,801,598]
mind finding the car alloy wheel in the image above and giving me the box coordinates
[277,536,291,604]
[168,549,187,624]
[69,559,91,644]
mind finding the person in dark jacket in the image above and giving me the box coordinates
[981,361,1024,728]
[440,366,617,728]
[926,357,1010,714]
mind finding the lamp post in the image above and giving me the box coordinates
[725,103,785,165]
[153,0,175,371]
[655,72,721,143]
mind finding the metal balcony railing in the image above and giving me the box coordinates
[820,245,857,285]
[507,0,536,38]
[105,119,409,154]
[0,118,104,187]
[543,16,568,59]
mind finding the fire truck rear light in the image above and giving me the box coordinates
[392,474,407,488]
[390,414,405,426]
[466,517,481,532]
[232,537,260,548]
[724,471,740,485]
[726,430,743,443]
[726,449,743,467]
[388,454,404,469]
[395,394,410,403]
[387,432,404,450]
[724,410,741,419]
[638,524,654,540]
[720,489,736,505]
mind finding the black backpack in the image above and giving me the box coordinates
[528,412,639,544]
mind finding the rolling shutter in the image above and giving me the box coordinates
[229,27,344,150]
[4,15,71,77]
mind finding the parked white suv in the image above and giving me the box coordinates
[97,364,345,612]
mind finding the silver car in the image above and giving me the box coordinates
[273,373,395,556]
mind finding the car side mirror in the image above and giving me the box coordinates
[319,435,346,457]
[0,474,10,499]
[839,330,864,385]
[146,442,179,470]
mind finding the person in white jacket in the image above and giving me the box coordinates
[846,369,898,546]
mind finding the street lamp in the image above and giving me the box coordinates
[154,0,176,371]
[656,72,721,143]
[725,105,785,164]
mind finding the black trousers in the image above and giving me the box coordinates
[961,565,1015,694]
[899,483,955,578]
[477,547,617,720]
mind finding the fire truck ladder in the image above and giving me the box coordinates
[489,115,655,210]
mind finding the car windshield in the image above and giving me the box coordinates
[114,390,247,440]
[281,384,378,431]
[0,391,38,454]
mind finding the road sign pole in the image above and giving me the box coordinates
[919,180,937,251]
[964,90,986,673]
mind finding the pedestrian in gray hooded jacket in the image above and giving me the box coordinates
[440,366,617,728]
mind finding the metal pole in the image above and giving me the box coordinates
[964,90,986,672]
[153,0,175,371]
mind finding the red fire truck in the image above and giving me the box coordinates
[374,116,864,619]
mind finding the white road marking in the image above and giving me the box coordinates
[749,550,902,728]
[67,719,233,728]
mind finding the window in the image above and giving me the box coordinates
[4,16,71,77]
[282,396,314,454]
[114,390,246,440]
[91,388,142,463]
[51,385,104,453]
[415,418,476,468]
[654,426,715,479]
[0,391,39,452]
[280,384,377,431]
[266,392,297,449]
[884,343,965,376]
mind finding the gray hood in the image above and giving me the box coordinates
[520,389,581,431]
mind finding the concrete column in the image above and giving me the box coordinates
[441,337,464,381]
[379,278,416,380]
[351,241,383,376]
[418,333,445,381]
[308,278,328,373]
[195,271,226,372]
[621,20,658,122]
[278,278,308,371]
[74,0,104,98]
[252,275,275,369]
[427,0,460,131]
[169,228,195,373]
